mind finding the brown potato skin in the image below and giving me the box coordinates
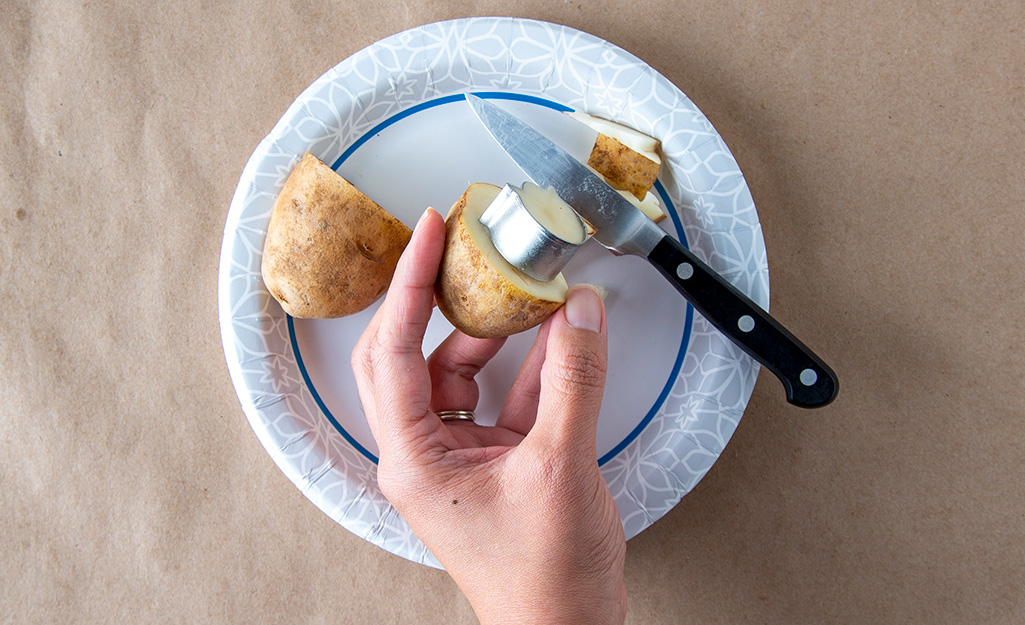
[262,152,412,318]
[587,133,660,200]
[435,184,566,339]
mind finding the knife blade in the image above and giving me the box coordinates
[465,94,838,408]
[466,96,664,257]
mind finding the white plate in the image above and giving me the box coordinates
[218,17,768,568]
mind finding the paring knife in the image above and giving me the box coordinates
[465,94,838,408]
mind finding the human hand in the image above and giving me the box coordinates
[352,208,627,625]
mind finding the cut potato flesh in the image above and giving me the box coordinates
[514,181,587,244]
[626,188,665,223]
[568,112,661,160]
[435,183,569,339]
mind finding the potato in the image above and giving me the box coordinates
[435,183,569,339]
[261,152,412,318]
[584,164,666,223]
[568,111,662,201]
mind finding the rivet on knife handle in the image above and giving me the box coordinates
[647,235,839,408]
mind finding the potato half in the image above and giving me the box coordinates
[435,183,569,339]
[569,111,662,200]
[261,152,412,318]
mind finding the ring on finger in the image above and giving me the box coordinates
[436,410,476,423]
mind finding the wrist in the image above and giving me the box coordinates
[470,585,627,625]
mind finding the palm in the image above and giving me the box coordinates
[437,421,525,450]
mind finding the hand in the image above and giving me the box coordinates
[352,208,627,625]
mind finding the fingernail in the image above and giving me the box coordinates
[416,208,434,230]
[565,285,603,332]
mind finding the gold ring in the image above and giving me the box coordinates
[436,410,476,422]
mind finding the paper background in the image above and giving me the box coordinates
[3,1,1023,623]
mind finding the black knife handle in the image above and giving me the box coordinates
[647,235,838,408]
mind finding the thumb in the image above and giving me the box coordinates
[528,285,608,461]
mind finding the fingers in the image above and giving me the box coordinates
[494,316,553,435]
[524,285,608,463]
[375,209,445,357]
[351,208,447,456]
[427,331,507,413]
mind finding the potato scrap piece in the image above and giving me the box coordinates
[584,165,666,223]
[569,111,662,201]
[262,152,412,318]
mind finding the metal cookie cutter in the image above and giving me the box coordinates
[479,183,587,282]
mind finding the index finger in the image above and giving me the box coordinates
[352,208,446,454]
